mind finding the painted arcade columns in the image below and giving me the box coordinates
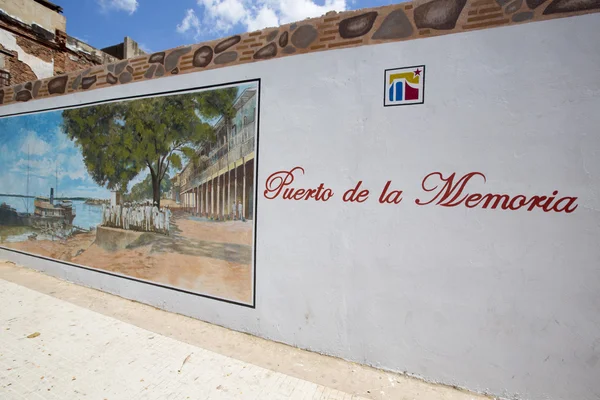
[187,158,253,220]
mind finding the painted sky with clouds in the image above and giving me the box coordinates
[0,82,255,200]
[0,111,113,199]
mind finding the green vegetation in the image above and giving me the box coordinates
[125,173,172,203]
[61,88,239,207]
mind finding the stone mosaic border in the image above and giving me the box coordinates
[0,0,598,107]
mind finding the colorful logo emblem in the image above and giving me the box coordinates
[384,65,425,107]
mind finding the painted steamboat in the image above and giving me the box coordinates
[31,188,76,228]
[0,188,75,229]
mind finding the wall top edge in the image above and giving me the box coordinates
[0,0,598,109]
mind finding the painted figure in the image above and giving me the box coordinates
[101,204,106,225]
[237,201,244,222]
[122,205,128,230]
[152,203,159,231]
[165,206,171,234]
[159,208,165,232]
[115,204,122,228]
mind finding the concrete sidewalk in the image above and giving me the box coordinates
[0,261,490,400]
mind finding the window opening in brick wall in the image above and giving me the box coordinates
[0,69,10,87]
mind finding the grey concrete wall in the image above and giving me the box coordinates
[0,0,65,32]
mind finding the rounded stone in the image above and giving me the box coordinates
[171,67,179,75]
[526,0,547,8]
[291,25,318,49]
[506,0,523,13]
[82,76,97,89]
[149,52,165,64]
[119,72,133,84]
[32,81,42,97]
[372,9,414,40]
[279,31,289,47]
[15,90,32,102]
[114,60,129,75]
[24,82,32,90]
[107,73,118,85]
[543,0,600,14]
[48,76,68,94]
[165,46,192,71]
[215,36,241,54]
[339,12,378,39]
[214,51,238,65]
[512,10,534,20]
[71,75,82,90]
[282,46,296,54]
[0,89,4,104]
[155,65,165,77]
[165,47,192,71]
[414,0,468,30]
[144,65,157,79]
[253,43,278,60]
[266,30,279,42]
[193,46,213,68]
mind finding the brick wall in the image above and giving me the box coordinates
[0,44,36,85]
[53,51,98,77]
[0,10,117,86]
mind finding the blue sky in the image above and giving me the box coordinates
[58,0,400,53]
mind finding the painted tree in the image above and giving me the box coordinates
[62,93,213,207]
[126,173,172,202]
[195,87,238,138]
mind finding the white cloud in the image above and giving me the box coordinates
[13,143,85,183]
[60,153,88,181]
[20,131,51,156]
[198,0,247,32]
[275,0,346,24]
[13,158,56,179]
[138,43,153,53]
[178,0,346,37]
[177,9,202,39]
[246,6,279,31]
[55,127,71,151]
[98,0,139,15]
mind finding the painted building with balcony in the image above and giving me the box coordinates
[169,173,181,203]
[180,87,257,220]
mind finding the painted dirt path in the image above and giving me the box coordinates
[4,212,253,303]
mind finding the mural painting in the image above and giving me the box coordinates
[0,81,259,305]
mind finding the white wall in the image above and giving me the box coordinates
[0,29,54,79]
[2,13,599,400]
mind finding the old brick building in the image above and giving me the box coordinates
[0,0,144,87]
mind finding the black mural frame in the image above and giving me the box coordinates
[0,78,262,309]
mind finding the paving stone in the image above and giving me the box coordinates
[0,279,369,400]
